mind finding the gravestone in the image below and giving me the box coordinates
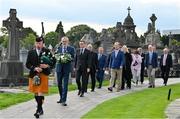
[0,9,27,86]
[98,29,114,55]
[144,14,161,47]
[81,30,97,45]
[20,47,28,73]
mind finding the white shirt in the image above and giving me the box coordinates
[36,49,41,56]
[163,54,167,66]
[62,45,67,53]
[114,50,119,57]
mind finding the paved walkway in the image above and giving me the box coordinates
[166,99,180,119]
[0,78,180,119]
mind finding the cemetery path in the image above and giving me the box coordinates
[0,78,180,119]
[166,98,180,119]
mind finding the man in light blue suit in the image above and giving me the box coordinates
[145,45,158,88]
[108,42,124,92]
[56,36,75,106]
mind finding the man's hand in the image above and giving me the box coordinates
[40,64,49,69]
[34,67,42,73]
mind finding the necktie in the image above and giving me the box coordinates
[80,48,83,54]
[63,46,66,53]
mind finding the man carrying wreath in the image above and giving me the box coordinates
[55,36,75,106]
[26,37,55,118]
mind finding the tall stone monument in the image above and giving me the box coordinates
[0,9,27,86]
[144,14,161,47]
[81,30,97,45]
[98,29,114,55]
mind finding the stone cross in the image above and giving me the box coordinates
[127,6,131,15]
[2,9,23,61]
[150,14,157,33]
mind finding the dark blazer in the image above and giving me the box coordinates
[141,53,145,69]
[160,54,173,69]
[89,51,98,71]
[109,50,124,69]
[145,52,158,68]
[26,47,55,78]
[56,46,75,73]
[98,54,107,70]
[97,54,107,79]
[74,48,91,70]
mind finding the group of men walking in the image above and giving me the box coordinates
[26,36,173,118]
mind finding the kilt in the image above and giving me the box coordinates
[28,73,48,93]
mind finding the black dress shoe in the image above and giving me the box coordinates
[91,89,94,92]
[148,85,152,88]
[108,87,113,92]
[57,100,62,103]
[97,86,101,89]
[34,112,40,118]
[78,90,81,95]
[62,102,67,106]
[80,93,84,97]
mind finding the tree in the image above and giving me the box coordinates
[22,27,37,38]
[55,21,65,40]
[44,31,58,48]
[0,27,8,48]
[21,33,36,50]
[66,24,97,46]
[161,35,169,46]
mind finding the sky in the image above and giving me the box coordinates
[0,0,180,36]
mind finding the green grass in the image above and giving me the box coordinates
[82,83,180,118]
[0,79,109,110]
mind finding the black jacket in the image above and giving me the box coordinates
[89,51,98,71]
[26,47,55,78]
[160,54,173,69]
[74,48,91,70]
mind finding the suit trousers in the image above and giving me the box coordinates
[76,67,87,94]
[161,66,170,85]
[57,71,69,103]
[86,70,96,91]
[109,68,122,91]
[147,65,156,86]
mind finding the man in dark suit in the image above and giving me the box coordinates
[137,48,145,84]
[145,45,158,88]
[85,44,98,92]
[56,36,75,106]
[96,47,107,89]
[160,48,173,86]
[108,42,124,92]
[74,40,91,97]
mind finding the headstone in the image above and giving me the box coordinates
[81,30,97,45]
[98,29,114,55]
[0,9,27,86]
[145,14,161,47]
[20,47,28,73]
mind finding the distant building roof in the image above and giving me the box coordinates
[163,29,180,35]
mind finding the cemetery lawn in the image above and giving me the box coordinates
[0,80,109,110]
[82,83,180,118]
